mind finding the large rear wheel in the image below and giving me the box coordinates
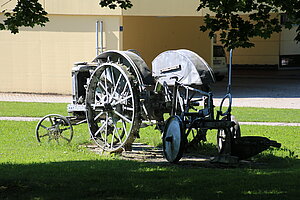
[86,63,140,152]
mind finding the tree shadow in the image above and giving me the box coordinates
[0,157,299,200]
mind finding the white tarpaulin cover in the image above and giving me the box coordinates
[152,49,215,86]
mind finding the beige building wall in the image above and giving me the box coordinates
[0,14,121,94]
[123,0,204,16]
[123,16,211,67]
[1,0,122,15]
[213,14,281,66]
[232,33,280,65]
[1,1,287,95]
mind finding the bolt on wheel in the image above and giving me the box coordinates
[36,114,73,144]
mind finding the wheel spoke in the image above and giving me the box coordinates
[94,111,104,121]
[104,114,109,143]
[57,118,64,125]
[98,81,109,96]
[60,135,71,142]
[112,121,122,143]
[109,73,123,102]
[40,124,48,130]
[108,66,116,87]
[94,119,108,136]
[122,121,129,137]
[110,126,116,149]
[49,117,54,125]
[113,95,133,106]
[39,133,49,138]
[104,69,110,97]
[60,127,71,132]
[113,110,132,124]
[123,106,134,111]
[120,81,129,96]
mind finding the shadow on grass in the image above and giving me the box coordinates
[0,158,299,200]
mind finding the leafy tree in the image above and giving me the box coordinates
[0,0,48,34]
[1,0,299,50]
[0,0,132,34]
[100,0,300,50]
[198,0,300,50]
[99,0,132,9]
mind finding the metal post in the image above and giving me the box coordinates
[227,49,233,94]
[96,21,99,56]
[100,21,104,53]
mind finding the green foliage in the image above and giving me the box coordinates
[198,0,300,50]
[0,0,49,34]
[99,0,133,9]
[2,0,299,52]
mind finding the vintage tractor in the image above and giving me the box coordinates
[36,49,281,163]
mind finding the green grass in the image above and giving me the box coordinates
[137,125,300,159]
[0,121,299,199]
[231,107,300,123]
[0,101,68,117]
[0,102,299,199]
[1,101,300,123]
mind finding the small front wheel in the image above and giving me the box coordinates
[162,116,185,163]
[36,114,73,144]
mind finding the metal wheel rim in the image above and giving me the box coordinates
[86,63,139,152]
[36,114,73,144]
[163,116,184,163]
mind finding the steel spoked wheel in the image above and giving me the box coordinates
[163,116,185,163]
[217,115,241,154]
[86,63,140,152]
[36,114,73,144]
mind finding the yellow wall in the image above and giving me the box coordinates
[213,14,281,66]
[123,16,212,67]
[123,0,204,16]
[0,14,121,94]
[232,34,280,65]
[44,0,121,15]
[280,27,300,55]
[1,0,121,15]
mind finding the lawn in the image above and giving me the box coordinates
[1,101,300,122]
[0,101,68,117]
[0,102,299,199]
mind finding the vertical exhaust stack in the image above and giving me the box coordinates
[96,21,104,56]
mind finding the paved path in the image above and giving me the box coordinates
[0,92,71,103]
[1,92,300,109]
